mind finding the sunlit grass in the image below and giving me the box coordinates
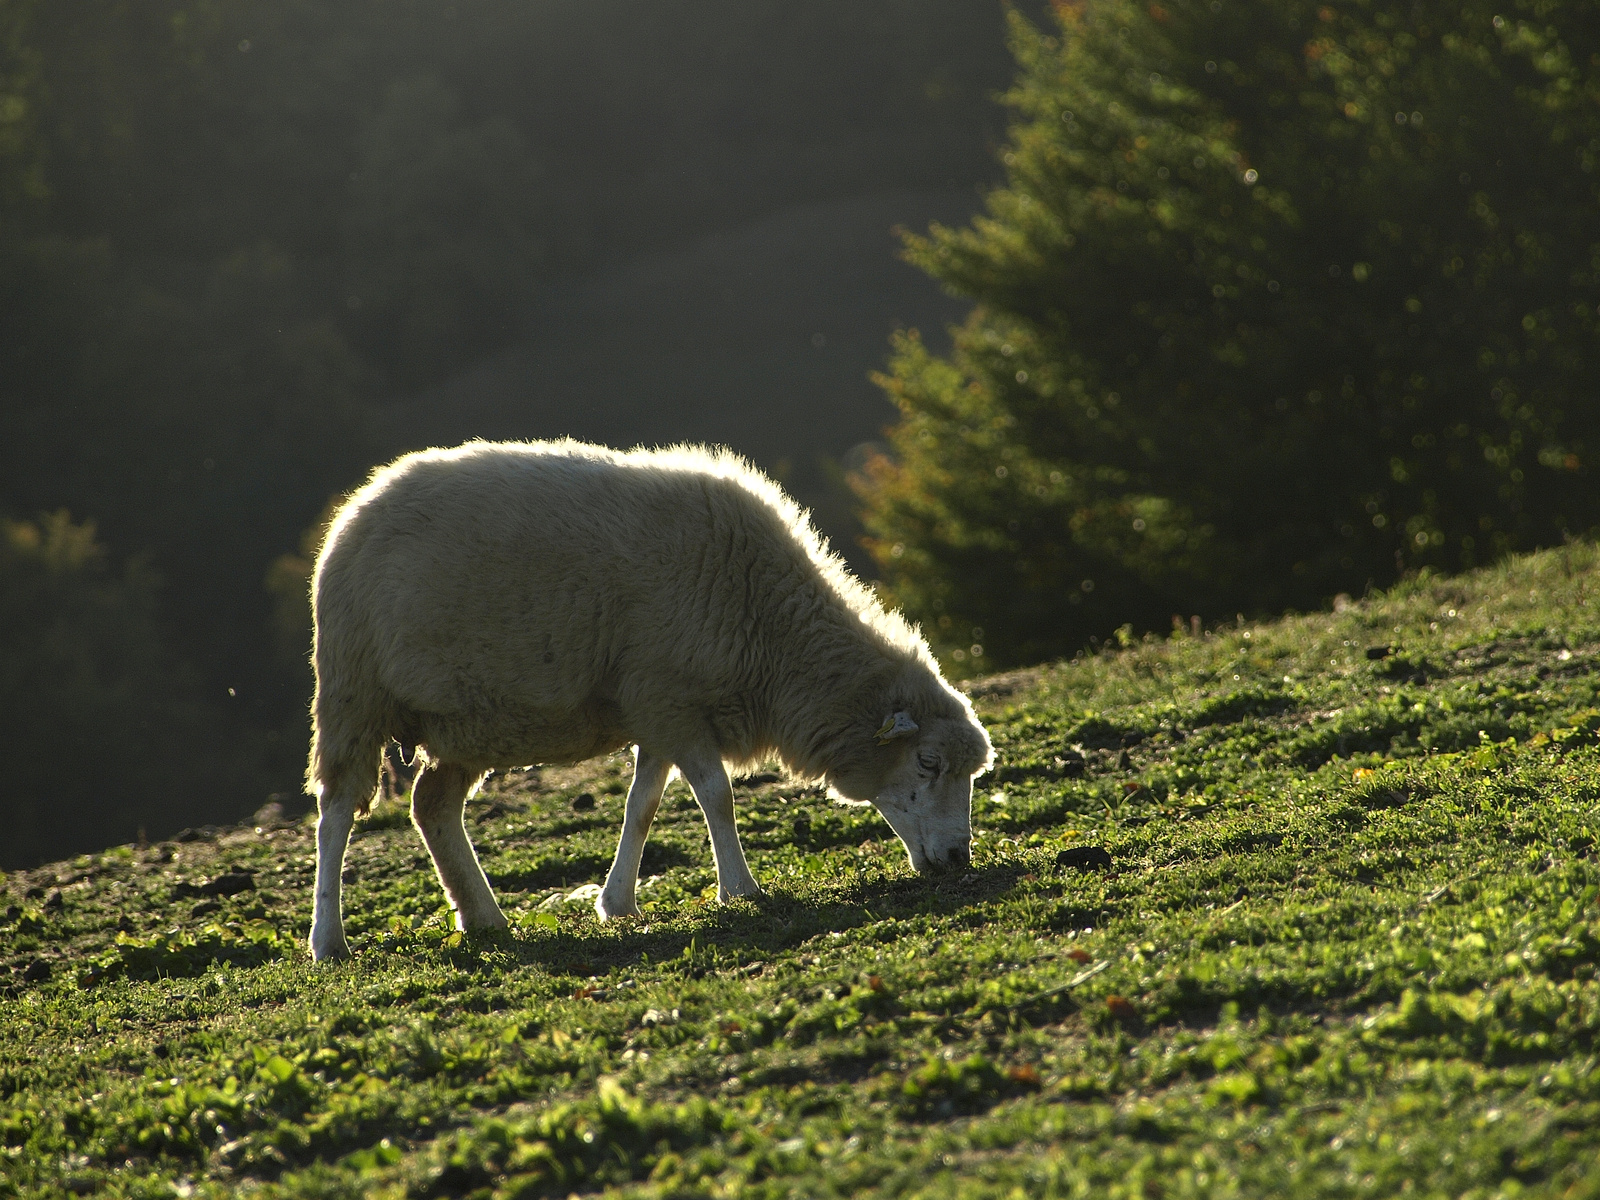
[5,544,1600,1197]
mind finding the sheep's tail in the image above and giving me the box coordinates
[306,598,388,815]
[306,686,388,817]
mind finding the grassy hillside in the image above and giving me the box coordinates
[5,545,1600,1198]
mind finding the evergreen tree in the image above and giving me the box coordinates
[856,0,1600,670]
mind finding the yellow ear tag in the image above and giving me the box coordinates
[873,717,898,745]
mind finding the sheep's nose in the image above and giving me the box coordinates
[946,845,970,869]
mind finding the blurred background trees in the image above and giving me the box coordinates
[857,0,1600,670]
[0,0,1021,864]
[0,513,253,866]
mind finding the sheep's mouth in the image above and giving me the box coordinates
[907,843,973,873]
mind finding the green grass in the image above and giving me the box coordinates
[6,544,1600,1198]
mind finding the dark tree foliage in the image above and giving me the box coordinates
[856,0,1600,671]
[0,515,254,866]
[0,0,1021,859]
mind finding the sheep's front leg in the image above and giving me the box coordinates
[596,746,672,921]
[411,761,507,931]
[679,750,763,903]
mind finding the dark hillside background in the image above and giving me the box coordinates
[376,189,986,538]
[0,0,1024,866]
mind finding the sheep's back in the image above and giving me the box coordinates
[318,442,814,722]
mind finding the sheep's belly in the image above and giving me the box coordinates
[416,698,630,769]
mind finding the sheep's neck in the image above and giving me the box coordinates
[759,603,906,782]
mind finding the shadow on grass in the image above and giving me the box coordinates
[487,852,618,893]
[456,856,1068,977]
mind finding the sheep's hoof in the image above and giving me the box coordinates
[718,883,765,904]
[595,894,639,922]
[310,937,352,963]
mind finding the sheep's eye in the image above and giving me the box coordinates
[917,753,941,776]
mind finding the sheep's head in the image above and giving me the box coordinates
[831,708,993,873]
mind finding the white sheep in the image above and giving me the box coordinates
[305,440,993,961]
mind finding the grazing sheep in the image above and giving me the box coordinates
[306,440,993,962]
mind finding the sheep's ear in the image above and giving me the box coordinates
[874,711,920,745]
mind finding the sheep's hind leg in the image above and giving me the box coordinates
[411,761,507,932]
[679,749,763,904]
[597,746,672,921]
[310,766,374,962]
